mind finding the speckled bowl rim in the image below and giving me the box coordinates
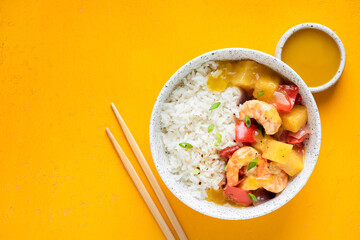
[275,22,346,93]
[149,48,321,220]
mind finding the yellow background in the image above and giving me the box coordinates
[0,0,359,239]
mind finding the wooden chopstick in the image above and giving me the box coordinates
[111,103,188,240]
[106,128,175,240]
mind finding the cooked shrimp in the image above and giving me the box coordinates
[264,164,288,193]
[226,146,259,187]
[239,100,282,135]
[239,159,288,192]
[239,158,272,190]
[241,157,269,177]
[254,158,269,177]
[226,146,289,192]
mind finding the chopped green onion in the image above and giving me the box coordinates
[245,115,251,128]
[214,132,222,147]
[247,157,258,171]
[179,142,193,149]
[208,124,215,133]
[248,193,258,202]
[214,132,222,146]
[193,168,200,175]
[209,102,221,110]
[257,124,265,137]
[224,164,227,171]
[216,132,222,140]
[257,91,265,98]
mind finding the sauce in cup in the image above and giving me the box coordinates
[281,29,341,88]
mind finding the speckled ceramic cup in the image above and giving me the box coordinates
[275,23,346,93]
[149,48,321,220]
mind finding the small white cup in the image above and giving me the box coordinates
[275,23,346,93]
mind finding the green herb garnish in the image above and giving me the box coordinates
[224,164,227,171]
[216,132,222,139]
[247,157,258,171]
[257,91,265,98]
[257,124,265,137]
[248,193,258,202]
[214,132,222,146]
[193,168,200,175]
[179,142,193,149]
[209,102,221,110]
[208,124,215,133]
[245,115,251,128]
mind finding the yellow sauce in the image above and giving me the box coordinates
[205,188,244,208]
[206,62,232,91]
[281,29,341,88]
[207,60,280,92]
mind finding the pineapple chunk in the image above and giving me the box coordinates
[276,150,304,176]
[230,60,260,90]
[252,134,274,154]
[282,105,308,133]
[253,74,281,100]
[240,176,260,190]
[240,176,273,190]
[256,176,273,188]
[262,139,293,163]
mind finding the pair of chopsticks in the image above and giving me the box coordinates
[106,103,188,240]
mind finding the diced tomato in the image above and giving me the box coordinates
[235,121,257,143]
[287,125,311,144]
[287,134,308,144]
[223,186,253,206]
[295,93,302,105]
[269,85,299,113]
[269,91,291,112]
[220,146,240,158]
[279,85,299,105]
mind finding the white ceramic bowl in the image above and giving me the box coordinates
[150,48,321,220]
[275,22,346,93]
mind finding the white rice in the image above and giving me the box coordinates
[160,61,242,199]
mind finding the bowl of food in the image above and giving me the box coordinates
[149,48,321,220]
